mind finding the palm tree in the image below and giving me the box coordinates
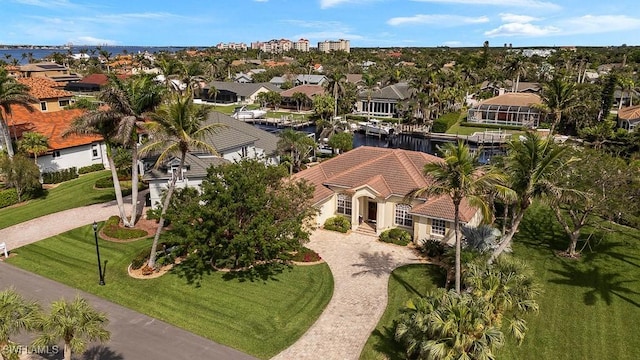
[140,92,224,269]
[536,77,578,135]
[503,55,528,92]
[360,71,378,119]
[395,289,504,360]
[155,56,181,91]
[0,288,41,360]
[405,141,507,293]
[291,92,308,112]
[66,74,164,227]
[489,132,574,262]
[277,129,316,175]
[33,296,110,360]
[18,131,48,164]
[325,70,347,119]
[0,68,37,158]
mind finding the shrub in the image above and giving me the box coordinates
[102,215,149,240]
[42,167,78,184]
[0,188,19,208]
[291,247,321,262]
[131,248,150,270]
[324,216,351,233]
[432,112,460,133]
[379,228,412,246]
[460,121,525,131]
[78,163,105,174]
[94,176,113,189]
[419,238,447,258]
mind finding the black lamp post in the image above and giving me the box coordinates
[93,221,105,286]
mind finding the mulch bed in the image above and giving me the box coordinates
[99,218,158,243]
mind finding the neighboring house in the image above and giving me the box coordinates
[65,73,128,92]
[295,74,327,86]
[292,146,481,244]
[346,74,363,85]
[18,62,81,85]
[17,77,74,112]
[234,72,253,83]
[355,82,413,118]
[8,106,107,172]
[614,89,639,109]
[269,74,296,88]
[480,81,541,96]
[467,93,542,128]
[618,105,640,132]
[202,81,281,104]
[143,112,280,206]
[279,85,325,110]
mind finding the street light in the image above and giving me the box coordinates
[93,221,105,286]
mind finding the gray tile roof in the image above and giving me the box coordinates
[206,112,280,156]
[358,82,413,100]
[144,153,229,181]
[205,81,281,96]
[295,74,327,85]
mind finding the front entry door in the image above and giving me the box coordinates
[367,201,377,223]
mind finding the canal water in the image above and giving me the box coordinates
[254,124,504,163]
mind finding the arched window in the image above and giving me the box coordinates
[395,204,412,227]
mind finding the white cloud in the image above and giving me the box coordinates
[12,0,73,8]
[499,13,541,23]
[69,36,117,45]
[319,0,380,9]
[484,22,560,37]
[561,15,640,35]
[411,0,561,10]
[254,0,268,2]
[388,14,489,26]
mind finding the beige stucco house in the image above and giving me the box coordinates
[293,146,482,244]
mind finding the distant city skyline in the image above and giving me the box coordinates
[1,0,639,48]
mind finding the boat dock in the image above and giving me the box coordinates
[243,115,313,129]
[394,124,512,145]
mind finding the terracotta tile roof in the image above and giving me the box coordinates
[618,105,640,120]
[280,85,325,98]
[78,73,110,85]
[17,77,72,99]
[477,93,542,107]
[293,146,479,222]
[7,106,102,151]
[411,195,477,223]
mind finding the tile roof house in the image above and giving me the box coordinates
[279,85,325,110]
[143,112,280,206]
[18,62,82,85]
[201,81,281,104]
[355,82,413,118]
[295,74,327,86]
[618,105,640,132]
[7,106,107,173]
[467,93,542,128]
[64,73,129,92]
[17,77,74,112]
[292,146,481,244]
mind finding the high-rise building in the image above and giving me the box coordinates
[216,42,248,50]
[293,39,310,52]
[317,39,350,53]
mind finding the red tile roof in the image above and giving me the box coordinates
[280,84,325,98]
[293,146,478,222]
[6,106,102,151]
[477,93,541,107]
[17,77,72,100]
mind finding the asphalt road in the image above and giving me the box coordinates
[0,263,257,360]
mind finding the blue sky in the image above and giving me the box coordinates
[1,0,639,47]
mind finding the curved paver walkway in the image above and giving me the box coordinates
[272,229,426,360]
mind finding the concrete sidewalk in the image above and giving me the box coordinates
[1,263,257,360]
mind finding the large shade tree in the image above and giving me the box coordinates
[140,92,224,269]
[0,68,37,158]
[405,141,507,293]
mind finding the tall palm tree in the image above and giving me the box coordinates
[325,70,347,119]
[291,92,308,112]
[140,92,224,269]
[405,141,507,293]
[33,296,110,360]
[66,74,164,227]
[489,132,574,262]
[0,288,41,360]
[536,77,578,135]
[277,129,315,175]
[17,131,48,164]
[0,68,37,158]
[395,289,504,360]
[360,71,378,119]
[503,55,528,92]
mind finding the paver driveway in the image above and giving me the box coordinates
[272,229,426,360]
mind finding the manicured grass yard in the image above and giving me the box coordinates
[6,225,334,359]
[361,203,640,360]
[0,171,116,229]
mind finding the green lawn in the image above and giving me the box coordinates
[0,171,117,229]
[6,225,334,359]
[361,203,640,360]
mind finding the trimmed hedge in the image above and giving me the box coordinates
[379,228,412,246]
[78,163,105,174]
[0,188,19,209]
[95,176,114,189]
[432,112,460,133]
[460,121,525,131]
[324,216,351,233]
[42,167,78,184]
